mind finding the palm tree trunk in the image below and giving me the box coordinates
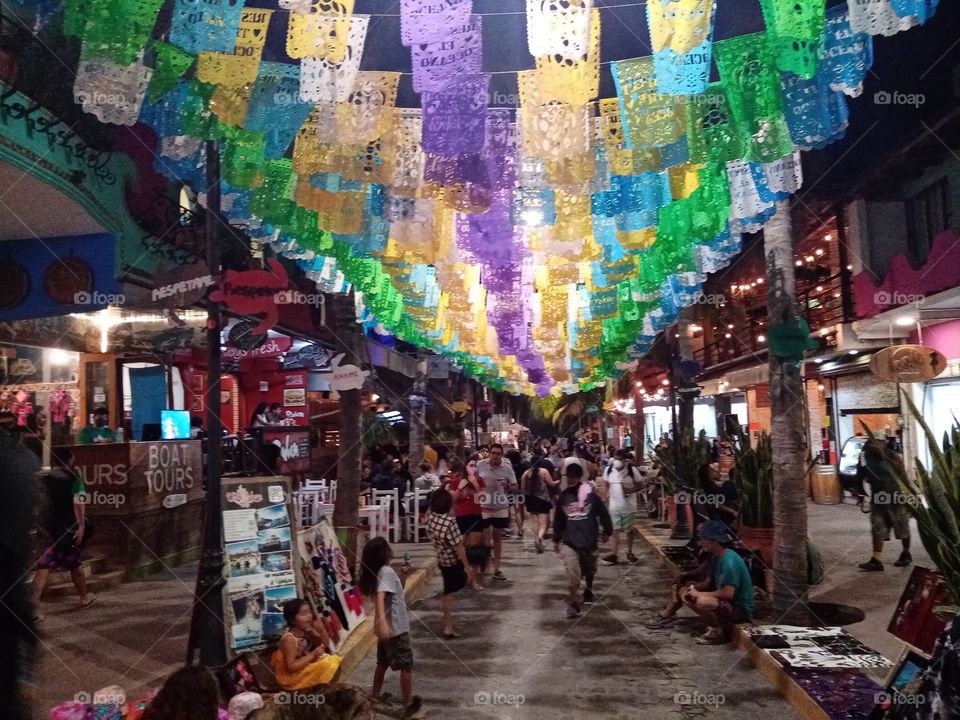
[765,201,810,624]
[331,289,363,576]
[407,352,427,479]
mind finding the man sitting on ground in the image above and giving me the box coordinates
[680,520,755,644]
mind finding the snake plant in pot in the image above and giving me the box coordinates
[653,429,711,526]
[729,423,775,565]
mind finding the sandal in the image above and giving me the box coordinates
[443,630,460,639]
[644,616,675,629]
[80,594,98,609]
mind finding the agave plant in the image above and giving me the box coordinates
[729,423,774,529]
[897,390,960,609]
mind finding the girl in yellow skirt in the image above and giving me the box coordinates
[272,598,342,690]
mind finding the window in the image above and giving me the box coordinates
[906,178,950,265]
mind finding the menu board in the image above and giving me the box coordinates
[221,477,299,653]
[295,517,366,652]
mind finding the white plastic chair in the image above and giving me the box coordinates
[294,490,322,527]
[372,488,401,543]
[302,477,327,491]
[411,487,433,543]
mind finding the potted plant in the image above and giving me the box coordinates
[653,429,711,527]
[729,423,775,566]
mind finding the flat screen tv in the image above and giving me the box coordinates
[160,409,191,440]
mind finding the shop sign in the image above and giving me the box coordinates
[283,387,306,407]
[262,428,311,474]
[228,320,267,350]
[870,345,947,383]
[151,263,216,307]
[327,353,369,393]
[282,343,333,370]
[209,259,289,334]
[223,336,292,360]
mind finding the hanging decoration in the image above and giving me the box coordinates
[298,14,369,103]
[46,0,944,394]
[169,0,247,55]
[647,0,717,96]
[197,8,273,88]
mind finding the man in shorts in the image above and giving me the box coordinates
[476,444,516,582]
[858,439,912,571]
[681,520,755,644]
[600,449,640,565]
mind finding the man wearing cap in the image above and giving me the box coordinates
[680,519,755,644]
[77,407,116,445]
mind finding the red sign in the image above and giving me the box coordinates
[208,259,289,334]
[222,335,292,360]
[285,371,307,387]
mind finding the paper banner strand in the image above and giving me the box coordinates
[169,0,246,55]
[399,0,473,46]
[410,15,483,93]
[74,50,153,125]
[299,15,369,103]
[821,5,874,97]
[647,0,716,95]
[78,0,163,65]
[286,0,356,62]
[197,9,273,88]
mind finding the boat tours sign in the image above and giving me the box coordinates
[66,440,203,515]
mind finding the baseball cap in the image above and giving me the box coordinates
[699,520,733,543]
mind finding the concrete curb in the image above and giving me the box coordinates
[339,557,440,680]
[635,521,829,720]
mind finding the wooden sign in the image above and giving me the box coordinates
[209,259,289,334]
[150,263,216,308]
[870,345,947,383]
[66,440,204,515]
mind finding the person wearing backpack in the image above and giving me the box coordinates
[600,449,641,565]
[522,456,558,554]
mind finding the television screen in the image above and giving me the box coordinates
[160,410,191,440]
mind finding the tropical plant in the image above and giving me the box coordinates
[729,423,774,529]
[654,428,711,495]
[897,390,960,609]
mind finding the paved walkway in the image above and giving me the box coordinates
[33,499,918,717]
[349,531,792,719]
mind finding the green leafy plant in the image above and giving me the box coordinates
[654,429,712,495]
[729,423,774,529]
[897,390,960,610]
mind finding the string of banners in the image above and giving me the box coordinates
[48,0,940,395]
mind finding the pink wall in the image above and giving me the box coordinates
[853,229,960,319]
[911,319,960,361]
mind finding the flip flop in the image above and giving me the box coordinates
[644,616,675,629]
[80,594,98,609]
[442,631,460,639]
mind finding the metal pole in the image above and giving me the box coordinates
[188,139,226,667]
[669,336,692,540]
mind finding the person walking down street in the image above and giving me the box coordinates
[858,437,913,571]
[476,444,517,582]
[445,455,486,590]
[426,489,469,639]
[522,457,558,553]
[31,447,97,610]
[553,463,613,618]
[681,520,755,645]
[600,449,641,565]
[358,537,423,718]
[505,448,529,539]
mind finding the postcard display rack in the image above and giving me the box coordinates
[221,476,365,655]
